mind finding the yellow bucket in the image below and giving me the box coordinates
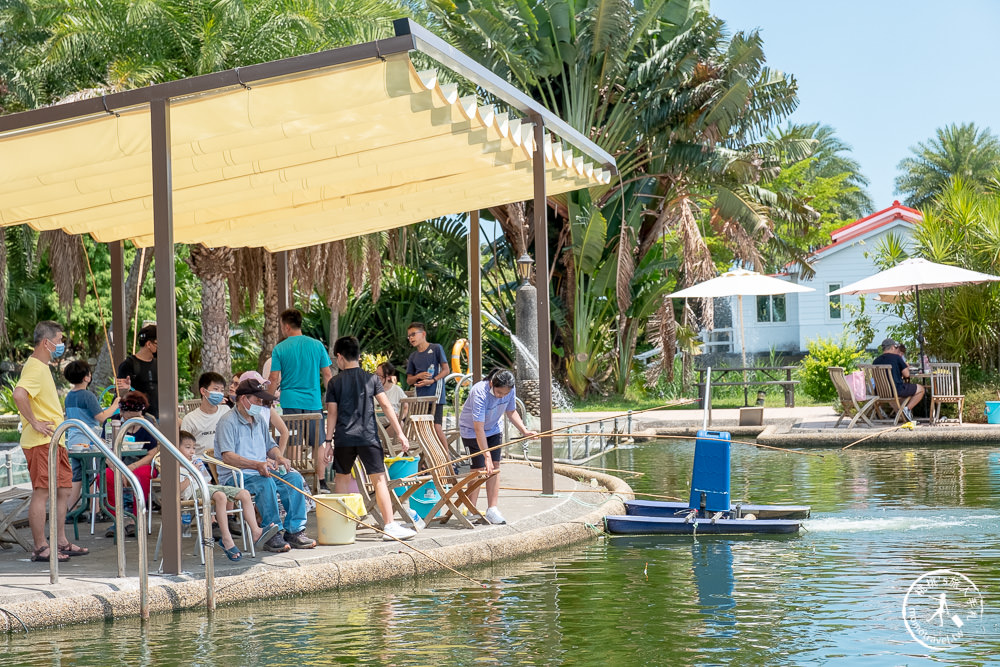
[314,493,366,545]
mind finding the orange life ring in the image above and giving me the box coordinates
[451,338,470,375]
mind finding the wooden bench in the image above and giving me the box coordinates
[696,367,800,408]
[0,484,33,552]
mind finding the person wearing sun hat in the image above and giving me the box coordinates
[215,378,316,552]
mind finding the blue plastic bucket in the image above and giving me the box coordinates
[985,402,1000,424]
[408,481,443,519]
[385,455,420,497]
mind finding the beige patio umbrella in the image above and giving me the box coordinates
[667,268,814,370]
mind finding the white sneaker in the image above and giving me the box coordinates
[484,507,507,525]
[383,522,417,541]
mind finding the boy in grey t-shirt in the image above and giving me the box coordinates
[405,322,449,451]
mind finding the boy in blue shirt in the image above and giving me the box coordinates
[64,360,120,513]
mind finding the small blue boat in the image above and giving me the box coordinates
[625,499,810,520]
[604,514,801,535]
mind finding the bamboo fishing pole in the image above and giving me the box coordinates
[602,432,825,459]
[401,399,700,480]
[841,421,915,450]
[270,474,486,588]
[499,486,683,501]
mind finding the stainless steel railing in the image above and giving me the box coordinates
[114,417,215,612]
[47,419,150,620]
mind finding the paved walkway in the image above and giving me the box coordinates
[0,462,628,630]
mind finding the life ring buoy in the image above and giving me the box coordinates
[451,338,470,375]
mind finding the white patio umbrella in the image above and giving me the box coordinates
[829,257,1000,370]
[667,268,814,370]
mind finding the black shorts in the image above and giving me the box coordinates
[434,403,444,424]
[332,444,385,476]
[897,383,919,398]
[463,433,502,469]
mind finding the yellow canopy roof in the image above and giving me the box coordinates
[0,53,610,252]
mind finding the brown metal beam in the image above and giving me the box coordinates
[468,210,483,383]
[531,117,554,495]
[151,98,182,574]
[276,251,291,313]
[109,241,127,373]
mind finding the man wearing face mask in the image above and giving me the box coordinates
[13,320,89,562]
[116,324,159,418]
[181,372,230,457]
[215,378,316,552]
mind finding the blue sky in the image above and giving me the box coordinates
[713,0,1000,211]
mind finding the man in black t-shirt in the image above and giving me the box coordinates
[117,324,159,417]
[324,336,416,541]
[872,337,924,422]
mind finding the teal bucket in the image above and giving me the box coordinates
[986,402,1000,424]
[408,481,443,519]
[385,455,420,497]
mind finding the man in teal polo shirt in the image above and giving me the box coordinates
[268,308,333,489]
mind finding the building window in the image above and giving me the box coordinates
[829,283,842,319]
[756,295,786,323]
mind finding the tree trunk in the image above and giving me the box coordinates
[199,272,231,378]
[93,248,153,389]
[328,308,339,358]
[258,252,279,369]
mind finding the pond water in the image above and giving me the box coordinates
[5,440,1000,665]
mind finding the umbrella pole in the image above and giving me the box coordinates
[915,285,926,373]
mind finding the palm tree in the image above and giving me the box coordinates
[895,122,1000,209]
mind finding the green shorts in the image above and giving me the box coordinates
[205,484,243,501]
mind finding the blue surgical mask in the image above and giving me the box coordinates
[247,403,264,419]
[207,391,225,406]
[51,342,65,359]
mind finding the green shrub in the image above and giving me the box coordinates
[798,336,866,402]
[962,384,1000,423]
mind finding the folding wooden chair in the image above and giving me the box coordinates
[350,459,427,531]
[869,365,908,425]
[408,414,495,529]
[929,363,964,425]
[277,412,324,490]
[828,367,876,428]
[0,485,32,552]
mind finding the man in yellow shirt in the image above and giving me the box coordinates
[13,320,87,562]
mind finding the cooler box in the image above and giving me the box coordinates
[688,430,732,513]
[385,455,420,497]
[986,402,1000,424]
[408,481,444,519]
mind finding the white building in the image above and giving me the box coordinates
[712,201,922,355]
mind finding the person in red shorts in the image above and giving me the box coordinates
[12,320,88,562]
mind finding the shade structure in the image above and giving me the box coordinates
[829,257,1000,370]
[0,38,611,252]
[668,269,814,371]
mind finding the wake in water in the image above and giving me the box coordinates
[804,513,1000,533]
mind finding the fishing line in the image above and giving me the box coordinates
[602,432,825,458]
[80,236,122,397]
[270,474,486,588]
[841,421,915,450]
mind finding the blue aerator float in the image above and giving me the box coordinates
[604,430,808,536]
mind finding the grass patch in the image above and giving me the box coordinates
[570,385,826,412]
[0,428,19,442]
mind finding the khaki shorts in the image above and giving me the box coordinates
[206,484,243,501]
[24,444,73,489]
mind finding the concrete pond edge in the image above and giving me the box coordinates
[0,465,633,633]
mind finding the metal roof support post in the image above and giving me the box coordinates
[109,241,127,368]
[151,97,182,574]
[531,116,554,496]
[276,251,291,314]
[468,210,483,383]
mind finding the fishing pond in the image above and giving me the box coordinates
[4,441,1000,665]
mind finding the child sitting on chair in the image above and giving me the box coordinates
[177,430,278,562]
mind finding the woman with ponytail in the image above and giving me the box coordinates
[457,369,536,525]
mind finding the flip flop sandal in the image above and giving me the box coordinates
[32,546,69,563]
[57,543,90,556]
[217,539,242,562]
[253,523,280,550]
[124,523,137,537]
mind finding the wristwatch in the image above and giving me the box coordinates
[323,439,333,444]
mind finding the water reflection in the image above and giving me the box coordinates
[6,444,1000,665]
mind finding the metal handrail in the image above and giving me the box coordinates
[47,419,150,620]
[114,417,215,612]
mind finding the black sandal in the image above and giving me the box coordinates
[32,546,70,563]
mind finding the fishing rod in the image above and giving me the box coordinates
[602,432,825,459]
[270,474,485,588]
[841,421,915,450]
[499,486,683,501]
[401,400,700,479]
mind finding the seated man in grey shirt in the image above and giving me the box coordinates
[216,379,316,553]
